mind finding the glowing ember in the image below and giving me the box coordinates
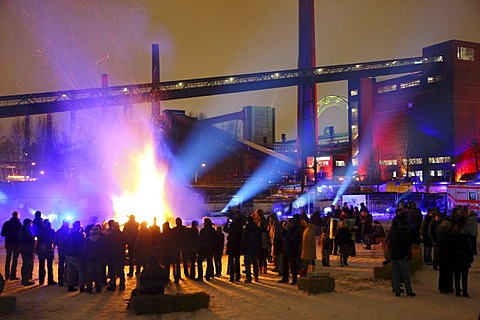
[112,145,173,227]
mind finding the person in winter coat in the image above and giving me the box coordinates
[451,222,474,298]
[184,220,199,280]
[300,217,317,272]
[278,218,302,285]
[407,202,423,244]
[319,225,331,267]
[335,221,351,266]
[134,221,152,276]
[388,218,416,297]
[268,213,283,275]
[1,211,22,280]
[37,219,56,285]
[436,220,454,294]
[65,220,86,292]
[19,218,35,286]
[84,224,106,293]
[196,218,217,281]
[54,220,70,286]
[123,215,139,277]
[420,209,434,265]
[464,210,478,255]
[214,226,225,277]
[241,215,262,283]
[105,220,127,291]
[224,213,243,282]
[360,209,373,249]
[159,221,174,281]
[429,212,442,270]
[171,217,188,283]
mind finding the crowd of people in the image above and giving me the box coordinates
[0,201,477,298]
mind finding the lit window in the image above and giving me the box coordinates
[457,46,475,61]
[427,75,444,84]
[428,156,451,164]
[392,171,397,178]
[377,84,397,94]
[402,158,423,165]
[430,170,435,177]
[352,159,358,166]
[350,90,358,96]
[400,80,420,89]
[379,159,398,166]
[336,160,346,167]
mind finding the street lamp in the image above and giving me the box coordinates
[451,163,456,184]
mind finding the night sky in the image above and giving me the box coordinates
[1,0,480,140]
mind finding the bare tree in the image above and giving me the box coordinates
[465,109,480,175]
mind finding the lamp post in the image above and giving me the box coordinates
[451,163,456,184]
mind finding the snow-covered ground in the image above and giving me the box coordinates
[1,226,479,320]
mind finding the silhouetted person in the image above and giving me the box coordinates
[84,224,106,293]
[1,211,22,280]
[172,217,188,283]
[19,218,35,286]
[278,218,302,285]
[241,216,262,283]
[54,220,70,286]
[105,221,127,291]
[65,220,86,292]
[224,214,243,282]
[214,226,225,277]
[159,221,174,281]
[123,215,139,277]
[37,219,56,285]
[149,217,161,254]
[184,220,199,279]
[196,218,216,281]
[134,221,152,275]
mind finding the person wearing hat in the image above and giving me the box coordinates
[84,224,106,293]
[123,215,139,277]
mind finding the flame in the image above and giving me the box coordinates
[112,144,173,227]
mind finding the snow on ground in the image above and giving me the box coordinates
[1,225,479,320]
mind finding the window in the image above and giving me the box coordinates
[457,46,475,61]
[428,156,451,164]
[400,80,420,89]
[377,84,397,94]
[350,90,358,96]
[336,160,346,167]
[402,158,423,165]
[408,171,423,181]
[427,75,444,84]
[379,159,397,166]
[352,158,359,166]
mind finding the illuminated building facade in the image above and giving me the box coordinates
[350,40,480,183]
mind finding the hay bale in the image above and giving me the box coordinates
[0,296,16,315]
[373,264,392,280]
[297,273,335,294]
[373,248,423,279]
[409,246,423,272]
[128,292,210,315]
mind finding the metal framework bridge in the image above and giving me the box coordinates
[0,55,443,118]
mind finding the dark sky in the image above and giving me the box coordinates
[1,0,480,140]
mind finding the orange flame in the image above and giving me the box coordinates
[112,144,173,227]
